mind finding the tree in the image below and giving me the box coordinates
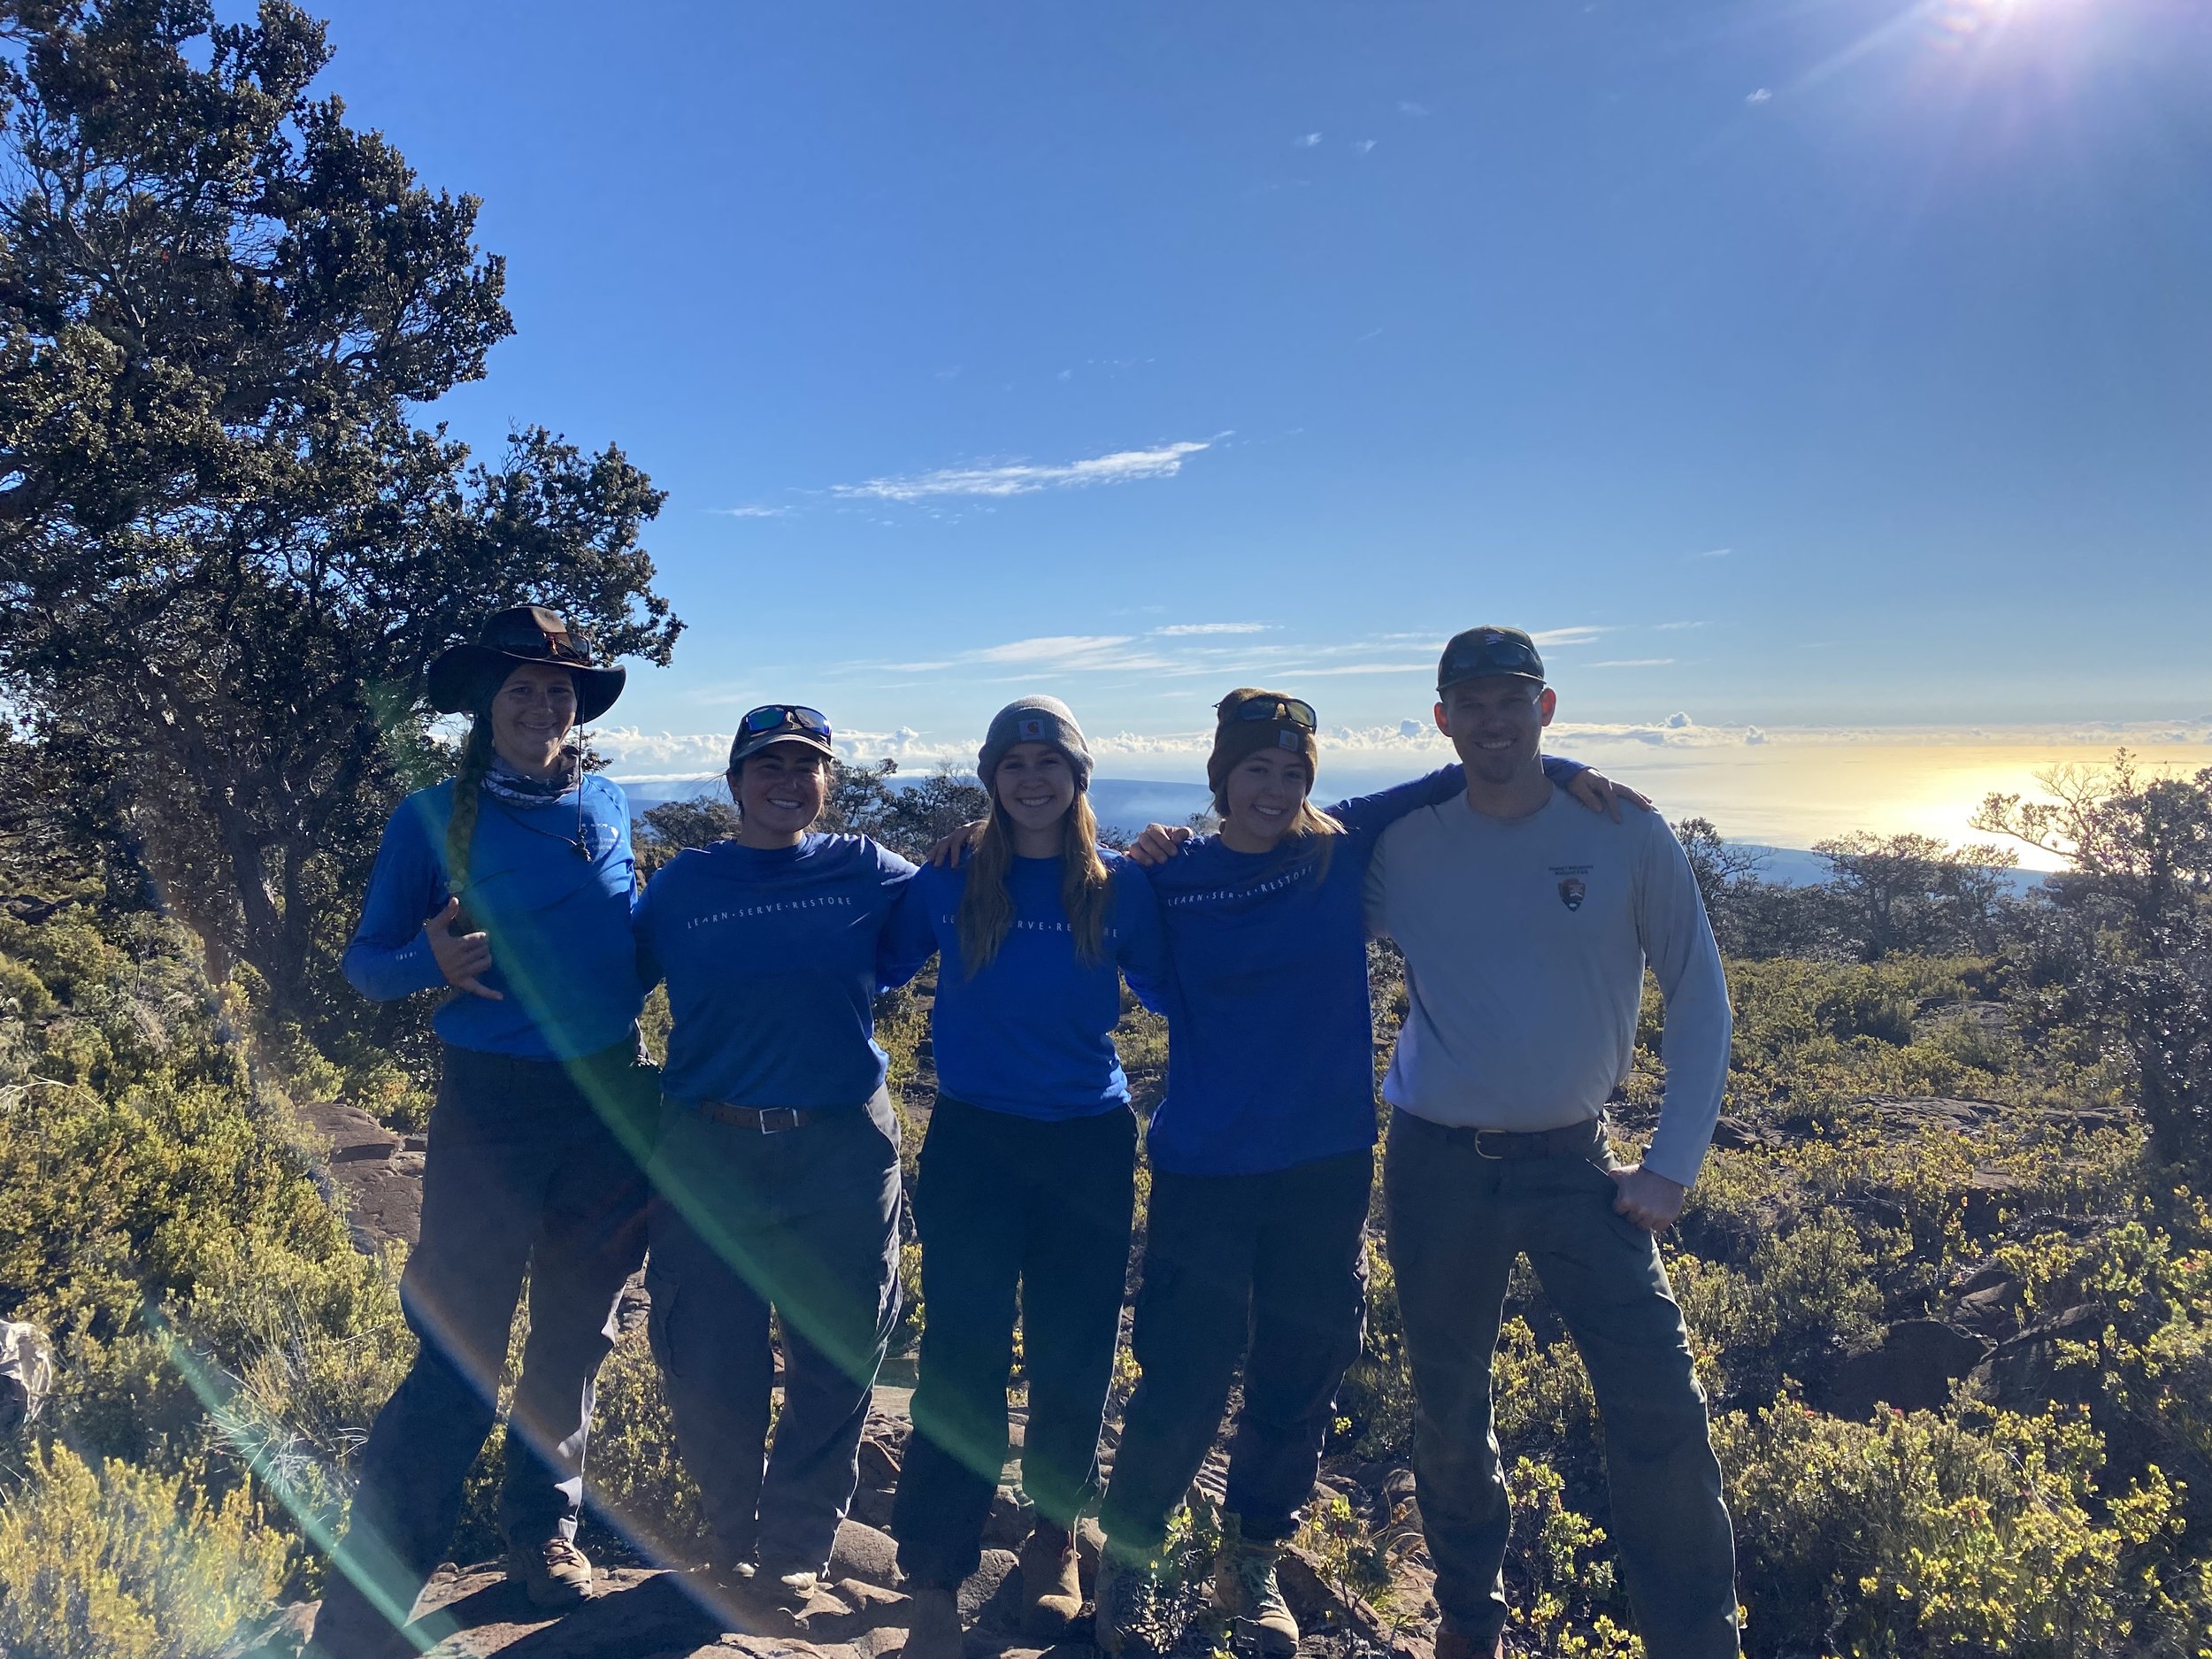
[0,1,680,1036]
[1976,754,2212,1170]
[1812,831,2019,963]
[818,759,988,862]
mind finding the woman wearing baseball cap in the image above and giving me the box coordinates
[310,606,658,1658]
[1090,680,1638,1658]
[884,695,1172,1659]
[631,704,931,1613]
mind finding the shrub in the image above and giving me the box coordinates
[0,1442,293,1659]
[1717,1395,2210,1656]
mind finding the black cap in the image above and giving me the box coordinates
[1437,626,1545,693]
[727,704,836,770]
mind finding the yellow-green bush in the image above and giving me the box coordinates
[1717,1395,2212,1656]
[578,1327,708,1563]
[0,1442,293,1659]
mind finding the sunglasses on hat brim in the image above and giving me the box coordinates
[737,704,833,742]
[1218,694,1317,731]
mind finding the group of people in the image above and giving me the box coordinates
[303,603,1741,1659]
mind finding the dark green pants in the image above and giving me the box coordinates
[1382,1108,1739,1658]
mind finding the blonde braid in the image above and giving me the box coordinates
[444,718,495,918]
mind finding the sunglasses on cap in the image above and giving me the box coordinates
[737,704,833,741]
[1218,694,1317,731]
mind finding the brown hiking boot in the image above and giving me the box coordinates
[506,1535,595,1608]
[1214,1519,1298,1659]
[902,1584,964,1659]
[1018,1520,1084,1637]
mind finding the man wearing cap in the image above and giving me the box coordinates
[1364,627,1739,1659]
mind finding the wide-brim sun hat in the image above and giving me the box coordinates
[426,603,627,722]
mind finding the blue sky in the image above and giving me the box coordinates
[296,0,2208,803]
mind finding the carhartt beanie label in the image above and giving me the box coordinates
[979,695,1094,792]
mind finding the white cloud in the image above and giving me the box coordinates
[830,439,1216,503]
[1694,547,1732,559]
[1746,88,1773,104]
[1397,100,1430,116]
[1655,620,1706,632]
[1354,138,1378,155]
[595,719,2212,787]
[1531,626,1614,648]
[1588,658,1677,668]
[1150,622,1271,637]
[1295,132,1323,147]
[708,504,787,518]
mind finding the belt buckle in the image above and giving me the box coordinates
[757,1107,799,1134]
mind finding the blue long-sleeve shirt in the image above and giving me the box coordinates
[1137,756,1591,1176]
[634,833,927,1110]
[343,773,642,1061]
[887,849,1171,1120]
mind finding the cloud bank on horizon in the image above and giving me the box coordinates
[590,717,2212,785]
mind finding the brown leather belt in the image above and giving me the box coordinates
[695,1102,828,1133]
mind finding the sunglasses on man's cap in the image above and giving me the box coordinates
[1218,694,1317,731]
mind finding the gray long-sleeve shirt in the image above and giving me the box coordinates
[1363,787,1732,1187]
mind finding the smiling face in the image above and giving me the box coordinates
[1220,746,1313,853]
[488,663,579,776]
[729,741,829,846]
[1434,675,1557,785]
[992,741,1079,844]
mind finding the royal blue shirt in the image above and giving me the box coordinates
[888,849,1171,1121]
[634,833,926,1110]
[343,773,642,1061]
[1137,756,1591,1176]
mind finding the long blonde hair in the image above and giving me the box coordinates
[956,788,1112,974]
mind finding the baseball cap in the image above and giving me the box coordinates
[728,704,836,768]
[1436,626,1546,692]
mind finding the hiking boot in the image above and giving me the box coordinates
[506,1535,595,1608]
[1096,1547,1180,1659]
[1214,1523,1297,1658]
[1435,1627,1508,1659]
[1018,1519,1083,1637]
[902,1585,964,1659]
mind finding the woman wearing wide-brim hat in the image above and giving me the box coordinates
[308,604,657,1659]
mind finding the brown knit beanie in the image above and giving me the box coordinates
[1207,688,1320,814]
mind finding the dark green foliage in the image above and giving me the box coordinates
[0,0,680,1045]
[1978,757,2212,1174]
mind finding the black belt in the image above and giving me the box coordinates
[1422,1115,1609,1162]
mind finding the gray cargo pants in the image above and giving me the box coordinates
[1382,1107,1740,1658]
[646,1087,903,1577]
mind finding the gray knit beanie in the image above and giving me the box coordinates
[978,695,1094,793]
